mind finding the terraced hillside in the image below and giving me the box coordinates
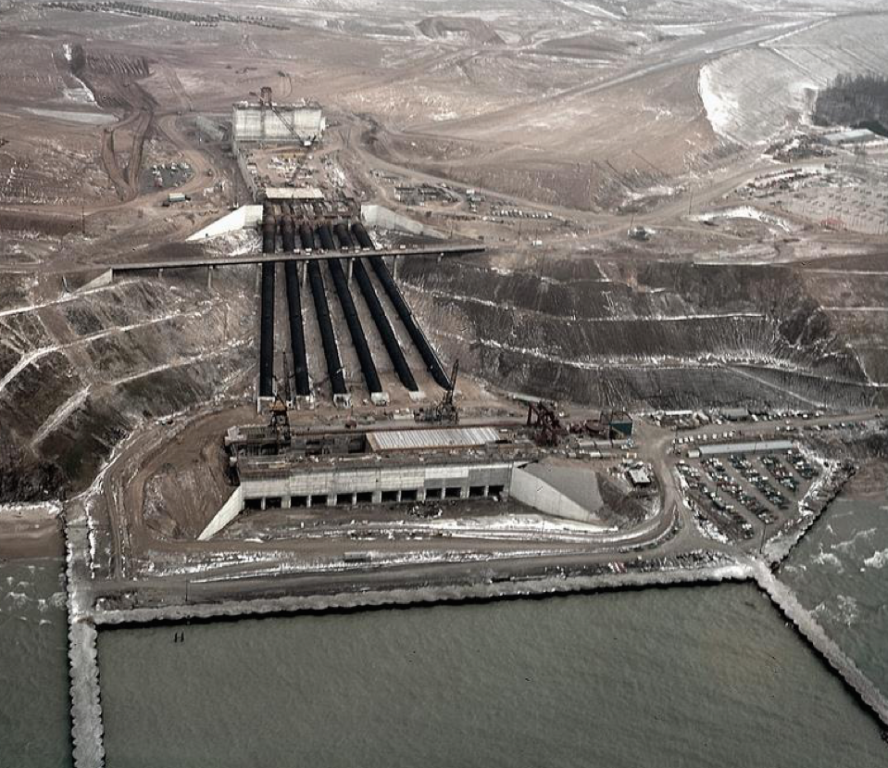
[0,270,255,501]
[397,257,886,410]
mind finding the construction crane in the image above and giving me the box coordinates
[414,359,459,424]
[526,400,564,446]
[266,392,291,449]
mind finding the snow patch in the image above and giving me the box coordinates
[692,206,795,232]
[698,63,741,143]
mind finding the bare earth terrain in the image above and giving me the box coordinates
[0,0,885,605]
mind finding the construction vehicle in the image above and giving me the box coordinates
[414,360,459,424]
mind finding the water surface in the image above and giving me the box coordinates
[99,584,887,768]
[0,560,72,768]
[782,498,888,696]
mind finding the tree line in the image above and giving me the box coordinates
[814,74,888,136]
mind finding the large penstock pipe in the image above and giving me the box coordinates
[352,258,417,392]
[259,262,275,397]
[281,214,296,252]
[308,261,347,396]
[298,222,314,251]
[333,221,354,251]
[317,223,335,252]
[369,256,451,390]
[351,221,374,250]
[262,202,276,255]
[284,261,311,397]
[327,259,382,395]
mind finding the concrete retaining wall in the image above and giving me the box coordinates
[186,205,263,242]
[509,466,596,523]
[78,270,113,292]
[361,204,446,239]
[198,486,245,541]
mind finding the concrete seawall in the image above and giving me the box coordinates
[65,517,105,768]
[753,561,888,728]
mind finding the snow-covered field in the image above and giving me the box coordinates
[699,14,888,146]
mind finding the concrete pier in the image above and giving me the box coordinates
[754,561,888,728]
[65,515,106,768]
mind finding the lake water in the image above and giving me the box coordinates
[97,583,887,768]
[782,498,888,697]
[0,560,72,768]
[4,505,888,768]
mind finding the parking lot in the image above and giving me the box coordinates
[678,448,820,544]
